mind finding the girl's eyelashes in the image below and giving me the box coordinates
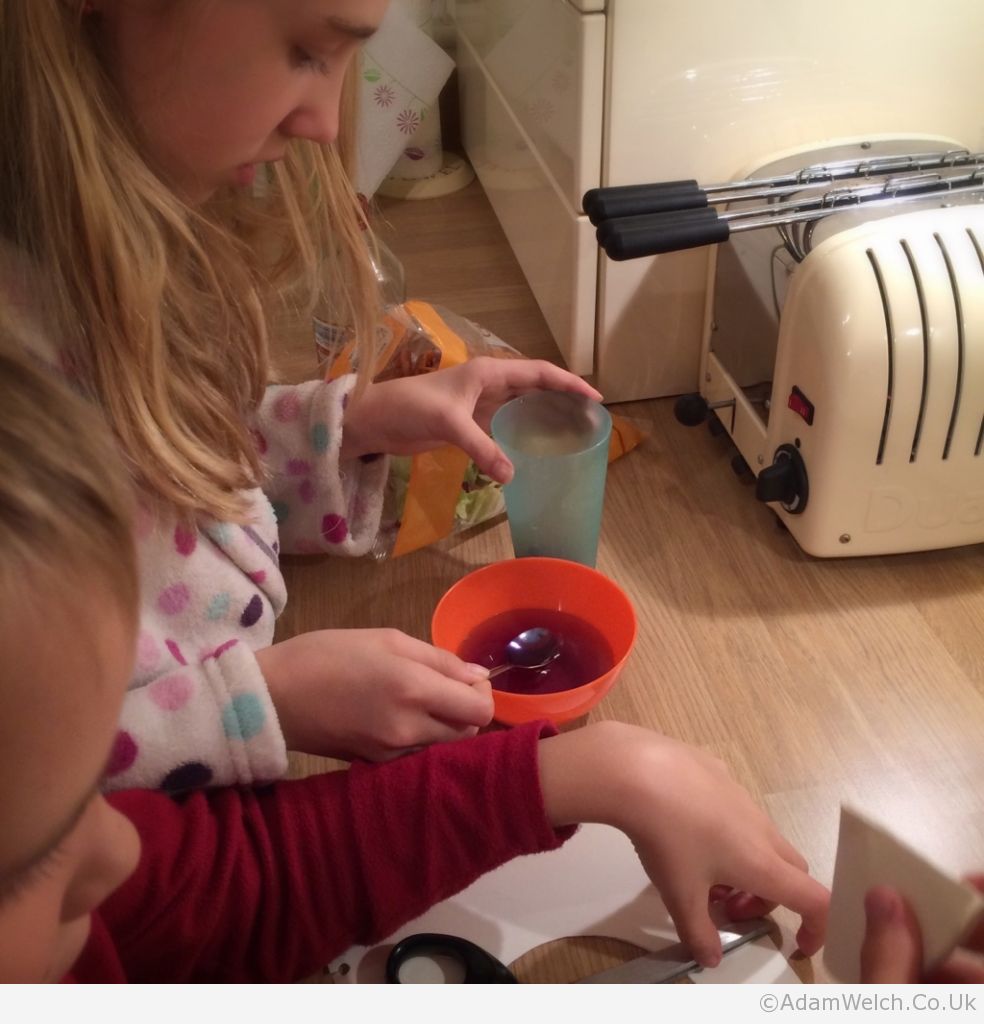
[290,45,332,77]
[0,841,69,911]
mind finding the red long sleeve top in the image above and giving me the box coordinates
[66,721,573,982]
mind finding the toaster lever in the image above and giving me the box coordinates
[755,445,809,514]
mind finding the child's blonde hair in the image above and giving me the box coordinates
[0,0,380,523]
[0,309,138,625]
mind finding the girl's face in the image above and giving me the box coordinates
[100,0,390,202]
[0,586,139,982]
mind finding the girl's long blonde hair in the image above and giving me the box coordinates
[0,0,380,522]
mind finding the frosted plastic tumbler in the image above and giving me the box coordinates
[490,391,611,567]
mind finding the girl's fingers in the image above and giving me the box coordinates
[663,878,726,968]
[384,636,496,726]
[929,948,984,984]
[724,891,776,920]
[495,359,603,401]
[772,831,810,873]
[397,633,491,683]
[727,853,830,955]
[414,668,496,728]
[444,411,514,482]
[710,884,775,921]
[859,886,922,983]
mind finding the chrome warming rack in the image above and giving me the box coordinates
[585,149,984,262]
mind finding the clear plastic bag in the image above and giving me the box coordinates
[322,300,644,559]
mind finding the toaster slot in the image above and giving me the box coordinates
[968,228,984,458]
[899,239,931,464]
[866,250,894,467]
[935,234,965,462]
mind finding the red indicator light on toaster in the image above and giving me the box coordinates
[788,386,815,425]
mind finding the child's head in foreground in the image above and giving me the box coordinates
[0,322,140,981]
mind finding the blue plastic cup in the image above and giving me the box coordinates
[490,391,611,567]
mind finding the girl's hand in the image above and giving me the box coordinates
[860,879,984,983]
[340,357,604,483]
[537,722,830,967]
[256,629,494,762]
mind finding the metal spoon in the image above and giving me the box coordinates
[488,627,561,679]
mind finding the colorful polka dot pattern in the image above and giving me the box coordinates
[273,391,301,422]
[206,522,234,547]
[161,762,214,794]
[149,674,193,711]
[110,380,384,794]
[240,594,263,627]
[257,378,387,560]
[105,730,138,777]
[221,694,267,741]
[208,639,239,660]
[321,513,349,544]
[157,583,190,616]
[165,639,187,666]
[310,423,330,453]
[206,592,231,620]
[174,525,197,557]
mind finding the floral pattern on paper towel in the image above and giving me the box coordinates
[363,62,424,138]
[374,84,396,108]
[397,109,423,135]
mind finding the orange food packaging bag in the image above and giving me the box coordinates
[322,300,644,558]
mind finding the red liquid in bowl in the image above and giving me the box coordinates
[458,608,614,695]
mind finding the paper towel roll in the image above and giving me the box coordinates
[389,106,444,180]
[403,0,434,31]
[356,2,454,197]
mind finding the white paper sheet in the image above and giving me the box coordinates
[326,823,799,984]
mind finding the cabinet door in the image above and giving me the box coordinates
[455,0,605,212]
[457,28,598,375]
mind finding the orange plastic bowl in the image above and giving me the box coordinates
[431,557,637,726]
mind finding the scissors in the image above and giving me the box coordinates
[386,933,518,983]
[386,918,773,984]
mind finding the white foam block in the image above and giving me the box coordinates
[824,805,984,983]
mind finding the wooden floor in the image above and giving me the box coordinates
[274,178,984,983]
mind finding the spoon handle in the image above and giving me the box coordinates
[487,664,511,679]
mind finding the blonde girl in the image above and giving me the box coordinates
[0,0,602,790]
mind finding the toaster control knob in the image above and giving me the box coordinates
[755,444,808,514]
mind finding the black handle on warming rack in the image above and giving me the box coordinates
[583,181,703,224]
[582,149,984,225]
[597,207,730,260]
[591,171,984,261]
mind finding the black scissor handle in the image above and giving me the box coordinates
[386,932,518,984]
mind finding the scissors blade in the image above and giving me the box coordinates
[576,918,774,984]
